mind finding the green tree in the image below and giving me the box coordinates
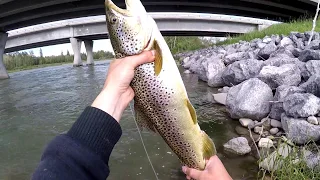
[29,50,34,56]
[67,50,70,56]
[40,48,43,57]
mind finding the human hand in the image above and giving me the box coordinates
[92,50,155,122]
[182,156,232,180]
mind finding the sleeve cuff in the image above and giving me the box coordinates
[67,106,122,163]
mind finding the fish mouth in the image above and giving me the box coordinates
[144,28,155,51]
[105,0,132,16]
[145,35,152,50]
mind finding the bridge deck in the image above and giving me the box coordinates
[0,0,317,32]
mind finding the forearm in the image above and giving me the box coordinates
[32,107,122,180]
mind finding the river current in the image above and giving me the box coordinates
[0,61,257,180]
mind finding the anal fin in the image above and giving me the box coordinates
[134,102,157,133]
[202,131,216,161]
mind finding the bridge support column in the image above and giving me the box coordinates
[0,32,9,79]
[84,40,94,65]
[70,38,83,67]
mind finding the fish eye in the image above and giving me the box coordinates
[109,15,117,24]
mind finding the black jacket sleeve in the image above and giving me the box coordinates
[32,106,122,180]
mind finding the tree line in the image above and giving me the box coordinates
[4,50,115,71]
[3,37,213,71]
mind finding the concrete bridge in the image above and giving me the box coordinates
[0,0,318,79]
[5,13,279,53]
[0,12,279,79]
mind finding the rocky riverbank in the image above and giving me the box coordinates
[177,31,320,173]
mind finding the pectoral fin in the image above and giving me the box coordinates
[134,102,157,132]
[185,99,197,124]
[152,40,163,76]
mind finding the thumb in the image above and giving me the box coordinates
[126,50,155,68]
[182,166,202,180]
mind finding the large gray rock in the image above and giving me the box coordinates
[258,42,277,60]
[223,52,250,65]
[269,46,294,59]
[280,37,294,47]
[281,114,320,144]
[305,31,320,41]
[238,42,251,52]
[263,57,299,67]
[206,58,226,87]
[298,49,320,62]
[302,60,320,79]
[292,48,302,57]
[196,58,209,82]
[283,93,320,118]
[225,44,237,55]
[223,137,251,155]
[303,150,320,170]
[213,93,227,105]
[274,85,305,101]
[305,39,320,50]
[271,34,281,45]
[189,56,205,73]
[269,102,285,121]
[300,74,320,97]
[182,53,201,69]
[222,59,264,86]
[257,64,301,89]
[226,78,273,120]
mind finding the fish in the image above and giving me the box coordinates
[104,0,216,170]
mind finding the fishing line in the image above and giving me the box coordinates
[129,102,159,180]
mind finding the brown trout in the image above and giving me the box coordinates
[105,0,216,170]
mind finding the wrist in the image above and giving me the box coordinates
[91,88,123,122]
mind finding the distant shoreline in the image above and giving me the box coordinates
[8,59,112,73]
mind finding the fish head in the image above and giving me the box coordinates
[105,0,153,58]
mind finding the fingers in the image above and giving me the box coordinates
[182,166,201,180]
[124,50,155,68]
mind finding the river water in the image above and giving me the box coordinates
[0,61,257,180]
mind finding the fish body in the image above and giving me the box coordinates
[105,0,216,170]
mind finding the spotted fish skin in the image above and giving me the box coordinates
[105,0,216,170]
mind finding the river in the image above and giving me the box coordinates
[0,61,257,180]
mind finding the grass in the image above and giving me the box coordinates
[258,138,320,180]
[165,36,213,54]
[217,18,320,46]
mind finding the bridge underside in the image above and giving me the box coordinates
[0,0,317,31]
[4,32,237,54]
[6,13,272,53]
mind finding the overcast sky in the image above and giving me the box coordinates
[23,39,114,57]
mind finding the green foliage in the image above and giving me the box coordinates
[258,140,320,180]
[164,36,213,55]
[4,50,114,71]
[217,18,320,46]
[93,50,114,60]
